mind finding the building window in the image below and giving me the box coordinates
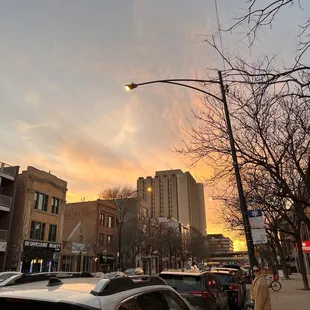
[107,216,114,228]
[83,256,92,272]
[107,235,112,245]
[62,256,74,272]
[51,197,59,214]
[99,233,104,246]
[30,221,45,240]
[48,224,57,242]
[100,213,105,226]
[34,192,48,212]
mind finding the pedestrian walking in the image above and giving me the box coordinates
[248,265,272,310]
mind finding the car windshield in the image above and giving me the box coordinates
[159,274,201,291]
[214,273,236,284]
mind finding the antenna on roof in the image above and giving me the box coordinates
[47,277,63,287]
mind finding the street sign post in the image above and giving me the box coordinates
[248,209,264,229]
[248,209,267,245]
[251,228,268,245]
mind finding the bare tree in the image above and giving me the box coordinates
[162,226,180,269]
[98,186,135,200]
[216,173,310,288]
[226,1,310,64]
[120,219,144,269]
[140,217,159,275]
[176,233,191,268]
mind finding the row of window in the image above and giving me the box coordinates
[30,221,57,242]
[98,233,113,246]
[34,191,60,215]
[99,213,114,228]
[62,255,92,272]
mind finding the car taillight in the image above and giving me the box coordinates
[229,284,239,291]
[189,291,209,299]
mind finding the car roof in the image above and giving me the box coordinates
[0,278,102,310]
[160,270,209,276]
[216,268,239,272]
[0,275,175,310]
[212,270,231,274]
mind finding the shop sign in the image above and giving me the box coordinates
[24,240,61,251]
[296,240,310,253]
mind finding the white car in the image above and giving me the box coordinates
[0,272,193,310]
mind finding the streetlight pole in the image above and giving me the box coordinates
[125,73,257,269]
[218,71,257,270]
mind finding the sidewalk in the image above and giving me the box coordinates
[269,274,310,310]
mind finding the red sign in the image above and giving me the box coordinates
[296,241,310,253]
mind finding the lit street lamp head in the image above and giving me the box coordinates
[124,83,137,91]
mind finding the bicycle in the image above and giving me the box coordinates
[265,276,282,291]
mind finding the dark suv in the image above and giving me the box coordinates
[212,270,246,310]
[159,270,228,310]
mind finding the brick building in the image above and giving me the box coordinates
[6,166,67,272]
[61,200,117,272]
[207,234,234,254]
[0,162,19,271]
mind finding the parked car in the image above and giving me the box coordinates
[0,272,193,310]
[240,266,252,284]
[159,269,228,310]
[214,268,246,298]
[124,267,144,276]
[0,272,22,286]
[212,270,246,310]
[222,264,241,270]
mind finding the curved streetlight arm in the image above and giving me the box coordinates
[135,78,220,87]
[161,81,222,102]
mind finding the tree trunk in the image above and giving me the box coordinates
[159,251,163,272]
[296,235,310,290]
[148,257,152,275]
[273,233,290,279]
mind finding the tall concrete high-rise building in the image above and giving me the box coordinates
[137,169,206,235]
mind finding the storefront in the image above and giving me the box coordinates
[21,240,61,273]
[60,241,96,272]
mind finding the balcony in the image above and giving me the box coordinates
[0,162,18,181]
[0,229,7,241]
[0,194,12,212]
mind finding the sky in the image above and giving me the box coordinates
[0,0,308,251]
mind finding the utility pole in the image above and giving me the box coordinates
[218,70,257,271]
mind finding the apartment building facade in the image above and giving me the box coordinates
[6,167,67,272]
[61,200,117,272]
[137,169,207,234]
[0,162,19,271]
[207,234,234,254]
